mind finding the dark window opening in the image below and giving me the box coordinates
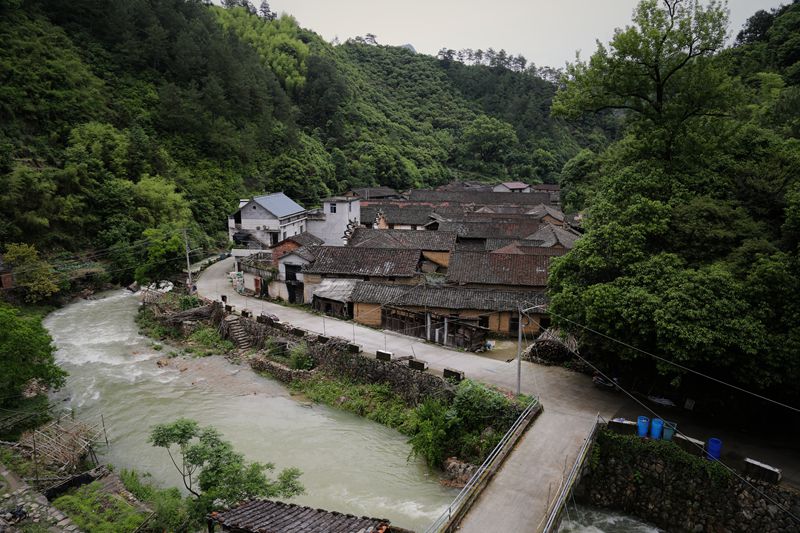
[330,203,337,213]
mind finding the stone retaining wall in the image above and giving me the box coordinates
[213,307,456,405]
[575,430,800,533]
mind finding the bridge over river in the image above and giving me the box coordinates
[197,258,627,531]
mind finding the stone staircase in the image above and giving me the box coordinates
[224,315,251,350]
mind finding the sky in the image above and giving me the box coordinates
[266,0,786,68]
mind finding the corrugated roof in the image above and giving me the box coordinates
[447,252,552,287]
[313,278,359,302]
[210,499,389,533]
[351,282,547,312]
[348,229,456,251]
[304,247,421,277]
[253,193,306,218]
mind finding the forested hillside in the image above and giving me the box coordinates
[0,0,599,286]
[549,0,800,416]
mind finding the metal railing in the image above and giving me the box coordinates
[425,397,541,533]
[540,414,603,533]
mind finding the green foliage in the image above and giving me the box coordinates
[52,482,146,533]
[119,469,197,532]
[3,243,60,302]
[593,430,731,488]
[0,303,66,404]
[148,418,303,512]
[189,326,235,356]
[549,0,800,408]
[288,341,314,370]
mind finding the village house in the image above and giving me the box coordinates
[305,195,361,245]
[302,246,424,312]
[492,181,532,193]
[0,257,13,289]
[228,193,307,268]
[349,186,402,199]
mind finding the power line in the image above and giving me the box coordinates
[524,304,800,415]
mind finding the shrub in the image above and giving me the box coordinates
[189,326,235,355]
[120,469,197,532]
[288,342,314,370]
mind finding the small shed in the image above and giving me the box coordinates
[207,499,406,533]
[312,278,359,318]
[0,256,13,289]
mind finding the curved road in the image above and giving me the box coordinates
[197,257,624,532]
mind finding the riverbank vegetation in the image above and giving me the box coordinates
[292,375,531,467]
[52,482,146,533]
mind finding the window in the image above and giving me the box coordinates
[329,203,337,213]
[252,205,256,210]
[348,202,352,212]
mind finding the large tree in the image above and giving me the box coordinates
[553,0,736,159]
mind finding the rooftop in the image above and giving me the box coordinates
[436,220,542,239]
[348,228,457,251]
[209,499,390,533]
[447,251,552,287]
[252,192,306,218]
[499,181,530,189]
[525,223,580,249]
[351,282,547,312]
[304,247,421,277]
[273,232,324,249]
[407,189,554,206]
[350,186,400,199]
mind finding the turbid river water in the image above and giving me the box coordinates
[44,290,456,531]
[559,506,662,532]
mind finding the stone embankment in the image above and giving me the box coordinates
[575,430,800,533]
[0,463,81,532]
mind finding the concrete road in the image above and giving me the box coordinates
[197,257,625,530]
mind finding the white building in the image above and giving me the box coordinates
[228,193,307,267]
[492,181,532,193]
[306,196,360,245]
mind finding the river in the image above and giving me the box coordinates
[559,506,662,532]
[43,290,456,531]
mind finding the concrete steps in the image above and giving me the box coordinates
[224,315,251,350]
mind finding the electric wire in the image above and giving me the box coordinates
[522,304,800,415]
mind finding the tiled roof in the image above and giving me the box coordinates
[253,193,306,218]
[209,499,389,533]
[289,232,324,247]
[351,282,547,312]
[499,181,530,189]
[304,247,420,277]
[530,183,561,191]
[348,229,456,251]
[350,186,400,199]
[447,252,552,287]
[491,241,568,256]
[525,204,565,222]
[525,223,580,249]
[407,190,553,205]
[437,220,542,239]
[360,205,436,226]
[282,245,317,262]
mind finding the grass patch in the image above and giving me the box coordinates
[136,307,181,340]
[188,326,235,356]
[52,481,147,533]
[120,469,199,532]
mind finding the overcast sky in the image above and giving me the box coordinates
[266,0,785,68]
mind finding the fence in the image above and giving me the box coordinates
[540,414,603,533]
[425,397,542,533]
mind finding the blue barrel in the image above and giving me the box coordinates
[650,418,664,440]
[663,421,677,441]
[637,416,649,437]
[707,438,722,460]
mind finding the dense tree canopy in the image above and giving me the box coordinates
[550,0,800,414]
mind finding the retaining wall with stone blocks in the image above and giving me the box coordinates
[575,430,800,533]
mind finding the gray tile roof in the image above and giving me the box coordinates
[350,186,400,199]
[348,229,456,251]
[525,223,580,249]
[253,193,306,218]
[351,282,547,312]
[360,205,435,226]
[407,189,554,205]
[304,247,421,277]
[436,220,542,239]
[275,232,324,248]
[447,251,552,287]
[209,499,389,533]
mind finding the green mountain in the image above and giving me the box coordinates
[0,0,604,278]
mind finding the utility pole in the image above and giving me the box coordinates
[183,228,193,292]
[517,306,523,396]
